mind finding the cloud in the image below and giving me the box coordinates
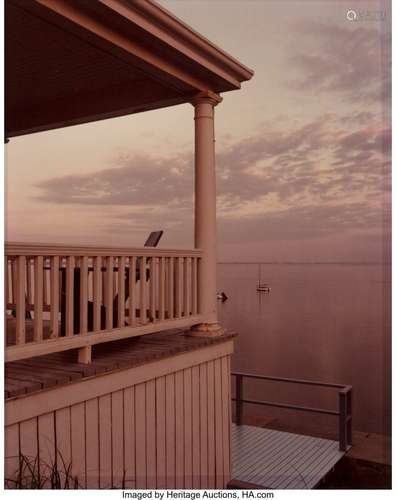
[34,112,389,247]
[287,21,391,104]
[36,154,194,207]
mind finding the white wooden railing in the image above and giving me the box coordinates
[5,243,202,362]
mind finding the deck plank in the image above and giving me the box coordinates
[5,330,236,399]
[232,424,345,490]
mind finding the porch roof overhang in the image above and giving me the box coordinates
[6,0,254,138]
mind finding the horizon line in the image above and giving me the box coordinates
[217,261,390,265]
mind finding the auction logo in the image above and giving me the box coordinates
[346,9,358,21]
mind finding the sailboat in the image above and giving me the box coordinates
[256,264,271,292]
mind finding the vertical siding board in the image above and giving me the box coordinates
[38,413,56,488]
[19,418,38,485]
[98,394,112,489]
[207,360,216,488]
[184,368,193,488]
[165,374,176,489]
[214,359,224,488]
[199,363,208,489]
[71,402,86,488]
[135,383,146,489]
[85,398,99,488]
[221,357,231,485]
[191,365,200,488]
[55,408,71,484]
[5,424,19,488]
[175,370,184,488]
[156,377,166,489]
[146,380,156,489]
[123,386,136,489]
[111,390,124,488]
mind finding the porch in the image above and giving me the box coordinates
[5,242,203,363]
[5,0,254,489]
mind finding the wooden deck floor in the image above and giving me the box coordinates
[4,328,236,399]
[232,424,346,489]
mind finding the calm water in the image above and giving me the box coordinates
[218,263,391,435]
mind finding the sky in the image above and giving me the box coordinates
[5,0,391,262]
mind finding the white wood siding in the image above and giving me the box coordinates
[5,342,233,489]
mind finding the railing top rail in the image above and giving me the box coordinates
[231,371,348,390]
[231,397,340,416]
[5,242,202,257]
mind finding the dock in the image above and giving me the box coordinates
[232,424,346,489]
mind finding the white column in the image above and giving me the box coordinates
[191,91,223,336]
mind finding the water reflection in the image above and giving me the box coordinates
[218,263,391,436]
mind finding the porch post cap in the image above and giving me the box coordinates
[191,90,223,107]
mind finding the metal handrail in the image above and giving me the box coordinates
[231,371,352,451]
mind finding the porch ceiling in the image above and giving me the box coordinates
[6,0,254,137]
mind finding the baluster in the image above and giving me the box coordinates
[26,258,32,310]
[11,258,16,307]
[159,257,165,321]
[43,258,48,307]
[77,255,91,363]
[50,256,60,338]
[93,256,101,331]
[65,256,75,336]
[129,256,136,326]
[34,256,43,342]
[175,257,182,319]
[149,257,156,322]
[167,257,174,320]
[118,256,125,328]
[113,259,118,304]
[140,256,147,324]
[15,256,26,345]
[102,262,106,306]
[79,256,88,334]
[105,256,114,330]
[191,257,198,315]
[183,257,191,317]
[5,258,10,310]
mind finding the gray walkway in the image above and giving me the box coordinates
[232,424,346,489]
